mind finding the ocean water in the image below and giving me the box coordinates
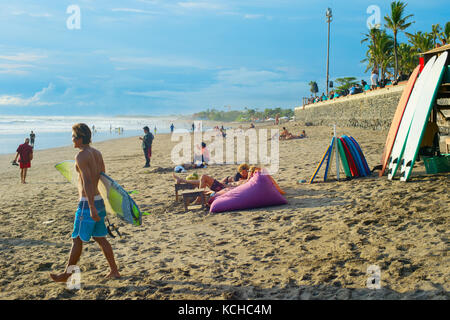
[0,115,184,155]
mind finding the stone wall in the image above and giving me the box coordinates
[295,85,405,130]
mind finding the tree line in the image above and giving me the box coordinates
[192,107,294,122]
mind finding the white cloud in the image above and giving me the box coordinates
[0,83,57,107]
[0,53,47,62]
[0,63,34,75]
[11,11,52,18]
[177,2,224,10]
[111,8,159,14]
[216,68,281,85]
[125,67,306,109]
[244,14,264,19]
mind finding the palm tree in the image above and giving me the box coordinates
[439,21,450,44]
[431,24,442,47]
[362,29,394,82]
[309,81,318,97]
[397,43,418,76]
[384,1,414,80]
[406,31,434,53]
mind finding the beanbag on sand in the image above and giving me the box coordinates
[210,172,287,213]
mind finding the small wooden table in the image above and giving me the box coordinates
[175,183,195,201]
[181,189,207,212]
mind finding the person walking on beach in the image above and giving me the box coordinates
[139,126,154,168]
[170,123,174,133]
[13,138,33,184]
[50,123,120,283]
[29,131,35,148]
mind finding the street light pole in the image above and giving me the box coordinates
[326,8,332,97]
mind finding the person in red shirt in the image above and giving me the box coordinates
[13,138,33,184]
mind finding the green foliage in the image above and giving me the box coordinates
[334,77,358,92]
[397,43,419,75]
[361,29,394,79]
[192,107,294,122]
[406,31,434,53]
[309,81,318,95]
[439,21,450,43]
[384,1,415,78]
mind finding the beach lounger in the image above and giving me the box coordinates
[175,183,195,201]
[180,189,207,212]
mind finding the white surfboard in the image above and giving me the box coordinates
[399,51,448,181]
[387,55,437,180]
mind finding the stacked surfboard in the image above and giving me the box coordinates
[384,51,448,181]
[309,135,370,183]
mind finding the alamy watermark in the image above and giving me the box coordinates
[171,121,280,175]
[66,265,81,290]
[66,5,81,30]
[366,5,381,30]
[366,265,381,289]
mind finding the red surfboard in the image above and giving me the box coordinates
[340,137,359,177]
[379,65,420,177]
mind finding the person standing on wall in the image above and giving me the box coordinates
[139,126,154,168]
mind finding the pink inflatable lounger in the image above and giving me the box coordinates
[209,172,288,213]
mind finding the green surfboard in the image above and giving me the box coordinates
[337,138,351,178]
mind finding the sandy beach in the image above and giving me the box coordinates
[0,123,448,300]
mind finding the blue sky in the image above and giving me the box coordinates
[0,0,448,116]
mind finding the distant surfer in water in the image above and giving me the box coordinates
[50,123,120,283]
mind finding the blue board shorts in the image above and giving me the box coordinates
[72,196,108,242]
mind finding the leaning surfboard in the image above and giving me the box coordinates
[348,136,371,176]
[340,137,358,177]
[387,55,437,180]
[55,160,143,226]
[399,51,448,181]
[380,65,420,177]
[343,136,366,177]
[337,138,352,178]
[324,137,335,181]
[309,143,332,184]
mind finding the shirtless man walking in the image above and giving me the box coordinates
[50,123,120,283]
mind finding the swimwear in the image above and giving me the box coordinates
[210,179,225,192]
[71,195,108,242]
[19,161,31,169]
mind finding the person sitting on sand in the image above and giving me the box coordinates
[222,163,250,184]
[50,123,120,283]
[299,130,307,138]
[173,166,252,205]
[280,127,300,140]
